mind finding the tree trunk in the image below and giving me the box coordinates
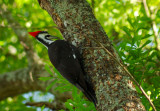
[37,0,146,110]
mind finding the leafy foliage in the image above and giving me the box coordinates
[44,65,96,111]
[88,0,160,110]
[0,0,160,110]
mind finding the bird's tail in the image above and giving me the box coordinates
[84,75,97,106]
[76,79,97,106]
[82,87,97,106]
[77,72,97,106]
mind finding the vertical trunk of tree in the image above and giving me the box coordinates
[37,0,146,110]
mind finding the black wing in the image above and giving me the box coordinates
[48,40,97,105]
[48,40,84,84]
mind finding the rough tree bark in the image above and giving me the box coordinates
[37,0,146,110]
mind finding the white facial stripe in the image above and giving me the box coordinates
[38,34,53,45]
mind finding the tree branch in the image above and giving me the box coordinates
[0,67,42,100]
[37,0,146,110]
[0,67,72,102]
[25,101,66,110]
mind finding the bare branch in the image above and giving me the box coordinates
[0,67,72,102]
[25,101,66,110]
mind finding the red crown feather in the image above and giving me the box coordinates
[29,31,42,38]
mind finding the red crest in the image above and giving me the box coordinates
[29,31,42,38]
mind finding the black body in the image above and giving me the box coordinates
[48,40,97,105]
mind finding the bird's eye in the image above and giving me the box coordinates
[45,35,50,39]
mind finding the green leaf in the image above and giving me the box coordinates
[44,65,53,76]
[39,77,53,81]
[127,18,134,28]
[122,26,132,38]
[150,76,160,88]
[65,99,74,111]
[132,35,141,47]
[54,84,72,92]
[72,87,78,99]
[53,67,63,78]
[140,40,152,49]
[46,79,58,91]
[141,34,152,40]
[41,105,45,111]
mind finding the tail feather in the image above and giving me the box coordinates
[76,82,97,106]
[82,88,97,106]
[76,72,97,106]
[84,75,97,106]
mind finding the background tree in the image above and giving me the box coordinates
[0,0,159,111]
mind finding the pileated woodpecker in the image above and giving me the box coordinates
[29,31,97,105]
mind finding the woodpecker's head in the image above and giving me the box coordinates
[29,31,59,48]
